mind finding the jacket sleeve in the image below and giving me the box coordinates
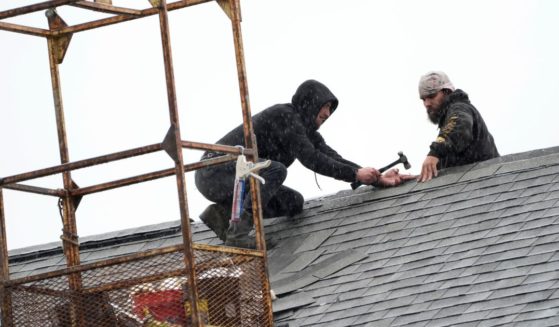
[286,118,358,183]
[428,104,475,159]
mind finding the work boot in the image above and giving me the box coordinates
[199,204,229,242]
[225,212,276,249]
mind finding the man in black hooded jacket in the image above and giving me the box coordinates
[195,79,413,248]
[418,71,499,182]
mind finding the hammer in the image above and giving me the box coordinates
[351,151,411,190]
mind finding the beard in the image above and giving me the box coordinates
[427,109,441,124]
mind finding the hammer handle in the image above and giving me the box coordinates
[350,159,400,190]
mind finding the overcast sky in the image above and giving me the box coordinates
[1,0,558,250]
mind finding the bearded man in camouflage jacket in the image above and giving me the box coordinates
[418,71,499,182]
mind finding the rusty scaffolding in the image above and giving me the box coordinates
[0,1,273,326]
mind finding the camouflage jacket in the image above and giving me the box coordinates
[429,89,499,169]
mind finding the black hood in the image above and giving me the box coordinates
[447,89,470,104]
[291,80,339,131]
[439,89,470,125]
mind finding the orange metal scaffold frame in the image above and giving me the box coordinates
[0,1,272,326]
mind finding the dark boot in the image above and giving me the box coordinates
[199,204,229,241]
[225,212,276,249]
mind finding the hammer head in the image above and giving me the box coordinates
[397,151,411,170]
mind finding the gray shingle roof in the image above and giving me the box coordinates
[8,146,559,326]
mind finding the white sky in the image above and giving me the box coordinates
[1,0,558,250]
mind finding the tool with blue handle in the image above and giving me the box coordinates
[231,154,271,222]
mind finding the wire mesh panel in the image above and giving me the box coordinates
[4,245,272,327]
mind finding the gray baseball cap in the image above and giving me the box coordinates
[418,71,455,98]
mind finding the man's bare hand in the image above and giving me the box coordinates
[418,155,439,182]
[356,167,381,185]
[377,168,417,187]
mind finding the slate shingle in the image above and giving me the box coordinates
[383,301,431,319]
[512,315,559,327]
[475,315,518,327]
[294,230,335,253]
[472,266,532,285]
[461,173,518,192]
[487,280,556,300]
[464,290,555,313]
[389,309,439,326]
[352,310,391,325]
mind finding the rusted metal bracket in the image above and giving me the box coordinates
[162,126,179,163]
[59,179,83,212]
[217,0,241,21]
[46,9,73,64]
[148,0,162,8]
[70,179,83,210]
[217,0,232,20]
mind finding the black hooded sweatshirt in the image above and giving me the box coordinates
[429,89,500,168]
[205,80,360,183]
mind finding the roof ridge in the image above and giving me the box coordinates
[8,223,182,264]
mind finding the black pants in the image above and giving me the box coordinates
[194,159,304,219]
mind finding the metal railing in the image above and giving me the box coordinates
[4,244,271,326]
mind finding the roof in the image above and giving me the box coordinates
[8,146,559,327]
